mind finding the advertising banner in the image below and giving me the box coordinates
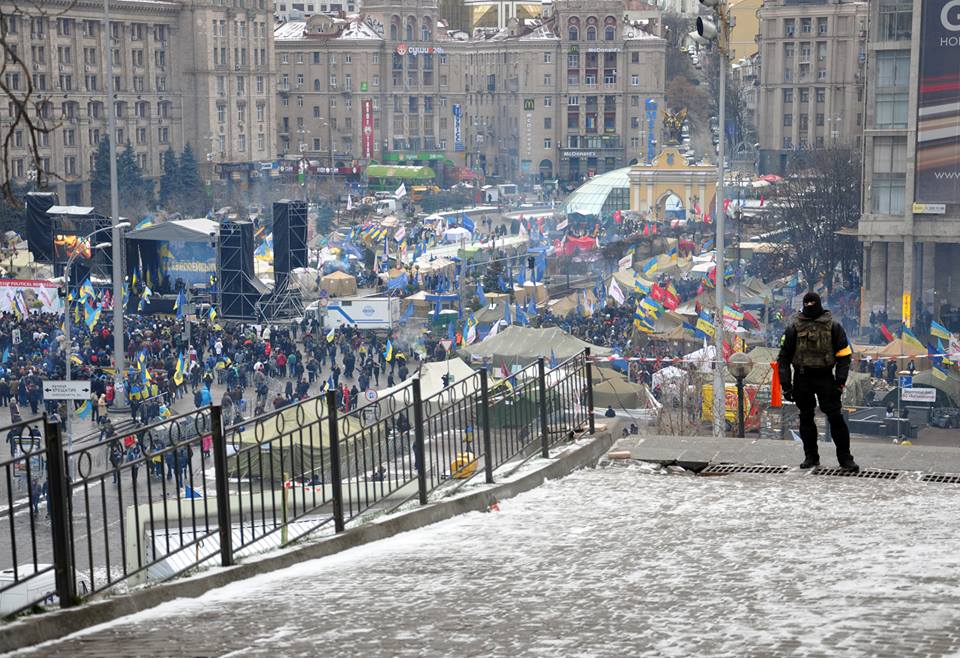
[361,99,374,159]
[645,98,657,164]
[0,279,62,314]
[916,0,960,203]
[453,103,464,152]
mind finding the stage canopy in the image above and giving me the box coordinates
[126,218,219,242]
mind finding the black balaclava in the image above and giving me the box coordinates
[801,292,824,319]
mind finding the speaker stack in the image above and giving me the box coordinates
[272,200,308,290]
[218,220,259,319]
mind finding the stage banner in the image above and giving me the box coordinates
[0,279,62,314]
[361,99,374,159]
[916,0,960,203]
[161,240,217,286]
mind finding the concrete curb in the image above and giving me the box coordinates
[0,431,613,654]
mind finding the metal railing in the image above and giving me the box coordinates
[0,350,594,617]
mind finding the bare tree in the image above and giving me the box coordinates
[0,2,75,204]
[765,145,863,294]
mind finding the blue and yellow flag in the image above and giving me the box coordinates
[902,327,925,352]
[930,320,953,341]
[75,400,92,420]
[384,339,394,362]
[933,364,949,381]
[696,311,716,338]
[174,289,186,321]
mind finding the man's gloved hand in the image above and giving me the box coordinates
[782,388,794,403]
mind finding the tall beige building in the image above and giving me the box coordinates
[273,0,666,185]
[858,0,960,327]
[0,0,276,205]
[755,0,867,175]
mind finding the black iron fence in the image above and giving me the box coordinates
[0,349,594,617]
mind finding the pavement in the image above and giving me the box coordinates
[12,460,960,657]
[613,434,960,474]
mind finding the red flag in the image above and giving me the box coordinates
[743,311,761,329]
[651,223,657,235]
[722,339,733,361]
[613,210,623,224]
[650,284,667,303]
[759,194,765,207]
[880,324,894,342]
[663,289,680,310]
[723,198,731,213]
[499,361,511,379]
[642,223,650,236]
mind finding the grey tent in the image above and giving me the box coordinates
[459,326,612,367]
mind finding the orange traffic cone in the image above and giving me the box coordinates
[770,362,782,408]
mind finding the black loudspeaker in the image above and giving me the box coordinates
[219,220,259,319]
[272,200,308,287]
[25,192,57,264]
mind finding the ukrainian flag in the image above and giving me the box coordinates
[930,320,953,341]
[902,327,925,352]
[933,364,949,381]
[641,257,658,276]
[327,327,336,343]
[696,311,716,338]
[634,279,650,295]
[75,400,92,420]
[384,339,394,362]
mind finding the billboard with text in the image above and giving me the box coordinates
[916,0,960,203]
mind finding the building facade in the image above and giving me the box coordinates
[858,0,960,327]
[0,0,276,206]
[755,0,867,175]
[273,0,666,186]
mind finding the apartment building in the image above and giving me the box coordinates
[755,0,867,175]
[273,0,666,184]
[858,0,960,326]
[0,0,276,205]
[274,0,358,23]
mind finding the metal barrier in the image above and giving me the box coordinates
[0,350,594,617]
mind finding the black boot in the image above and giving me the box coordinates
[800,455,820,469]
[838,456,860,472]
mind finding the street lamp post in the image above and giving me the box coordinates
[104,0,128,411]
[697,0,732,438]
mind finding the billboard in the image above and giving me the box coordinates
[916,0,960,203]
[161,240,217,286]
[361,99,374,159]
[453,103,464,152]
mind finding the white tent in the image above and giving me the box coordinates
[376,358,478,401]
[442,227,472,243]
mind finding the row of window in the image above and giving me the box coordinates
[210,19,270,40]
[280,52,373,65]
[217,102,269,124]
[23,44,167,68]
[783,17,830,37]
[783,113,859,130]
[4,17,169,42]
[10,72,169,93]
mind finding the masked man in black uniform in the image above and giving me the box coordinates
[777,292,859,471]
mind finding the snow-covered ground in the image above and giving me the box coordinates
[15,466,960,657]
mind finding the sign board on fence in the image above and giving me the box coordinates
[899,375,913,389]
[901,387,936,403]
[364,389,378,402]
[42,380,91,400]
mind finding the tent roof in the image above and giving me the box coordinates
[321,270,355,281]
[459,325,611,366]
[877,338,927,357]
[376,358,478,401]
[126,218,220,242]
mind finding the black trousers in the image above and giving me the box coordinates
[794,370,852,461]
